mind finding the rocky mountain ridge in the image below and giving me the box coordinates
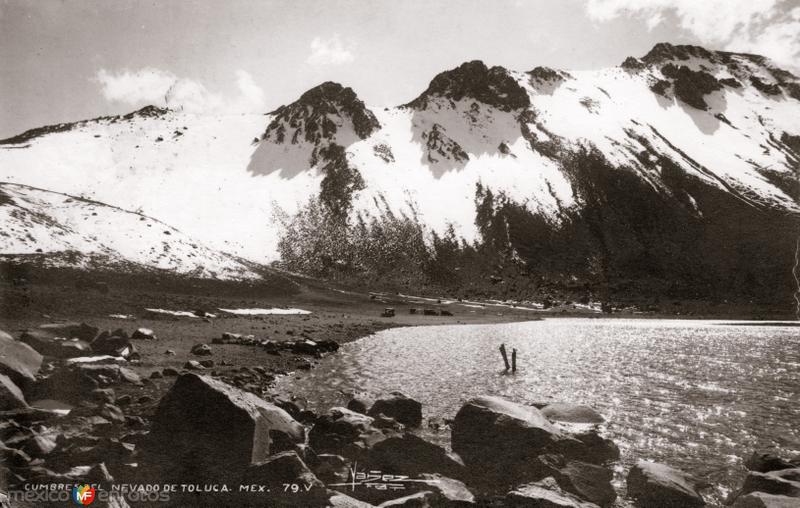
[1,42,798,301]
[0,182,258,279]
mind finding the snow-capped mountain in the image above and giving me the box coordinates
[1,43,798,292]
[0,182,259,279]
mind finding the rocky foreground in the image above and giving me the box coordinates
[1,322,799,507]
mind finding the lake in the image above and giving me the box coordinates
[276,318,800,504]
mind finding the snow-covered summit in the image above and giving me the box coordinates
[0,42,798,282]
[249,81,380,176]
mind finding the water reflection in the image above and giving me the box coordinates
[277,318,800,505]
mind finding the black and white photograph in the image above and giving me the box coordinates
[1,0,799,506]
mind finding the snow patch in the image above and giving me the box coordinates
[144,308,217,318]
[217,307,311,315]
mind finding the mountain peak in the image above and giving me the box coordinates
[641,42,717,65]
[0,105,171,146]
[122,105,170,119]
[405,60,530,111]
[295,81,350,102]
[262,81,379,146]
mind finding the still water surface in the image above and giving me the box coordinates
[277,318,800,504]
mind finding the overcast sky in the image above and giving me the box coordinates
[1,0,798,138]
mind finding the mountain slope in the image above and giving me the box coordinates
[0,183,259,279]
[1,43,798,297]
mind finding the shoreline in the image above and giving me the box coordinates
[1,272,798,507]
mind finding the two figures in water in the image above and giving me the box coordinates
[499,343,517,373]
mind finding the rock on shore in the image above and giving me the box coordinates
[727,449,800,506]
[142,372,305,478]
[367,392,423,428]
[452,395,564,476]
[626,459,708,507]
[0,329,42,388]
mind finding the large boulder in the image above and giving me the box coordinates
[0,374,28,411]
[365,433,465,479]
[347,397,373,415]
[368,392,423,428]
[746,451,800,473]
[143,373,305,479]
[309,407,381,455]
[314,453,350,484]
[19,329,91,358]
[732,491,800,507]
[33,364,140,403]
[559,430,620,465]
[548,459,615,506]
[0,330,43,388]
[38,322,98,342]
[626,460,707,507]
[91,331,136,359]
[451,396,566,481]
[734,469,800,499]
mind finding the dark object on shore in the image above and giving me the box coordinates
[745,450,800,473]
[183,360,205,370]
[731,469,800,501]
[346,397,371,415]
[92,330,136,359]
[190,343,212,356]
[728,450,800,505]
[20,329,92,358]
[20,322,100,359]
[0,373,28,410]
[441,309,453,316]
[289,338,339,356]
[33,363,141,403]
[731,491,800,507]
[130,328,157,340]
[0,329,42,388]
[626,460,708,507]
[368,391,423,427]
[500,343,510,371]
[452,395,564,483]
[381,307,395,317]
[409,308,417,314]
[308,407,376,455]
[142,373,305,479]
[38,322,99,342]
[423,309,438,316]
[365,433,465,479]
[512,348,517,373]
[553,458,616,506]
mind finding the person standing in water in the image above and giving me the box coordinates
[499,343,510,371]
